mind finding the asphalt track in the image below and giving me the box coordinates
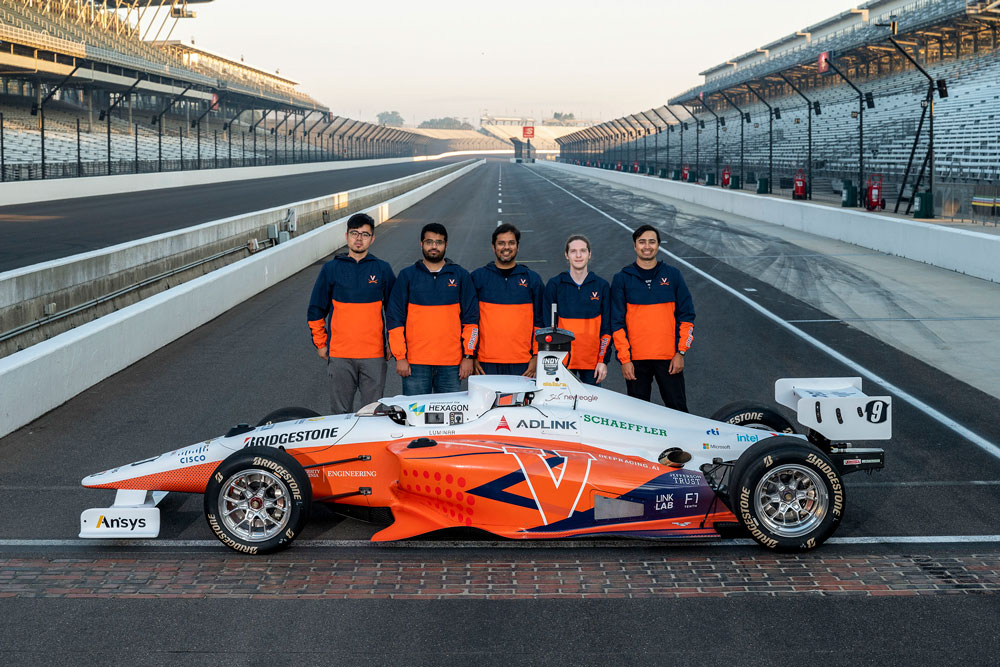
[0,158,464,272]
[1,159,999,663]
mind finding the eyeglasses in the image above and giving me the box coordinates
[422,239,446,247]
[348,230,372,239]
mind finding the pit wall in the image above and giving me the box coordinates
[0,160,484,439]
[0,152,468,207]
[540,162,999,284]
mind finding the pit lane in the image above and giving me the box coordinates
[1,158,998,661]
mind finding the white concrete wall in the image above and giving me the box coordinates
[0,160,483,439]
[0,153,466,207]
[0,161,471,309]
[540,162,1000,284]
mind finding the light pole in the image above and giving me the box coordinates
[778,73,818,199]
[719,90,749,189]
[698,97,722,184]
[745,82,779,194]
[679,103,703,181]
[824,58,871,201]
[663,106,686,178]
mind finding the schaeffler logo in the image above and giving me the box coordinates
[542,355,559,375]
[496,416,511,432]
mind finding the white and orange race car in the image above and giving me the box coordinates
[80,329,889,553]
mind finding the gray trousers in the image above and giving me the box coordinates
[327,356,387,415]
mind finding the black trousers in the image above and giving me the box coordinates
[625,359,688,412]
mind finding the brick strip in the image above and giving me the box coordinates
[1,553,999,599]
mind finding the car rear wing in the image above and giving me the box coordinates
[775,377,891,441]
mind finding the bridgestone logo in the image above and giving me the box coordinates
[243,427,339,447]
[207,513,258,554]
[739,486,779,549]
[252,457,303,501]
[807,453,844,517]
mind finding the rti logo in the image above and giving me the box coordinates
[706,428,720,435]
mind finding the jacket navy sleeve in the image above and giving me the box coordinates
[459,267,480,355]
[542,277,558,329]
[600,280,613,363]
[386,269,410,359]
[672,269,695,352]
[530,272,545,328]
[610,271,631,364]
[307,264,334,349]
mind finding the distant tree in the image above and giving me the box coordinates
[377,110,405,126]
[418,117,473,130]
[552,112,576,123]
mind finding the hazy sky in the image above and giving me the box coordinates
[183,0,856,125]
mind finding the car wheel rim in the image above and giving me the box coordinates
[753,464,828,538]
[219,470,291,542]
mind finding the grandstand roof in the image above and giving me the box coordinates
[154,41,301,86]
[672,0,969,104]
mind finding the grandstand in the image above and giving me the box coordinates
[558,0,1000,219]
[0,0,430,180]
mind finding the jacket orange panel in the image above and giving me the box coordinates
[478,302,536,363]
[328,300,385,359]
[404,302,464,365]
[558,315,602,369]
[625,302,677,360]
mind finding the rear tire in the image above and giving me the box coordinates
[204,448,311,555]
[256,407,321,427]
[732,436,844,552]
[710,401,795,434]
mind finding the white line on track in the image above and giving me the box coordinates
[498,208,502,213]
[2,535,999,549]
[525,167,1000,462]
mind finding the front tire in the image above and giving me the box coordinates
[732,437,844,552]
[204,448,311,554]
[710,401,795,433]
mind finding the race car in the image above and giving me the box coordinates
[80,328,889,553]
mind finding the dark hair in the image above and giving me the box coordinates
[347,212,375,232]
[632,224,660,244]
[421,222,448,243]
[492,223,520,245]
[564,234,591,254]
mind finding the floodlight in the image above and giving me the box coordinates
[865,92,875,109]
[99,110,107,121]
[744,112,751,123]
[813,101,821,115]
[30,103,39,116]
[773,107,781,120]
[719,117,726,127]
[936,79,948,98]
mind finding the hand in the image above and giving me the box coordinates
[669,354,685,375]
[385,344,393,361]
[622,361,636,381]
[316,347,328,360]
[522,357,537,378]
[460,357,475,380]
[594,362,608,384]
[473,359,484,375]
[396,359,411,378]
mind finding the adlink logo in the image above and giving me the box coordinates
[96,515,147,531]
[496,416,511,432]
[516,419,577,430]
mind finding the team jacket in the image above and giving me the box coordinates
[471,263,544,364]
[307,253,395,359]
[542,271,612,370]
[387,260,479,366]
[610,261,695,364]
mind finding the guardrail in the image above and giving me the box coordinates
[0,159,475,358]
[0,159,484,440]
[538,161,1000,284]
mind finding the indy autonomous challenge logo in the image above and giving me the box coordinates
[543,355,559,375]
[243,427,339,447]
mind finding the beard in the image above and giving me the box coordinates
[422,247,444,262]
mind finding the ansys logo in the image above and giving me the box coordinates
[409,403,425,415]
[96,515,147,530]
[495,416,511,432]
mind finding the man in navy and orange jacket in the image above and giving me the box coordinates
[471,223,544,377]
[542,234,612,386]
[611,224,695,412]
[307,212,395,414]
[387,222,478,395]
